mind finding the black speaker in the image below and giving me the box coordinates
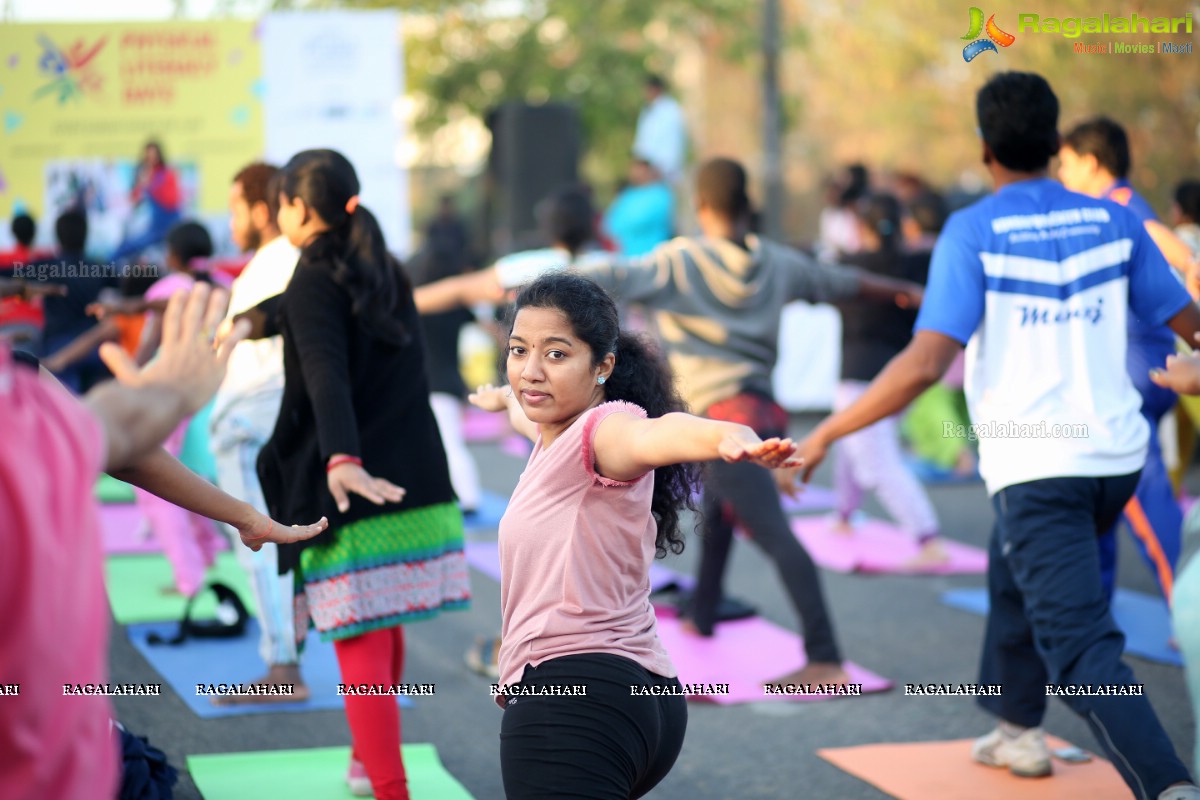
[485,103,581,256]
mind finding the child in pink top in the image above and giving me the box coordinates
[135,221,225,596]
[470,273,801,800]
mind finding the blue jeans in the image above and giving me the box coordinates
[978,472,1191,799]
[1098,339,1182,602]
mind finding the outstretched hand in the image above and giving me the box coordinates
[237,512,329,552]
[1150,340,1200,396]
[468,383,511,413]
[794,434,830,484]
[717,428,804,469]
[327,461,406,514]
[98,283,250,416]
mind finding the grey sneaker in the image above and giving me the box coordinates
[971,725,1052,778]
[1158,785,1200,800]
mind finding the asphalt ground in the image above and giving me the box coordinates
[109,413,1196,800]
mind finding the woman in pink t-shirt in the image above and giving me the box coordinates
[470,273,801,800]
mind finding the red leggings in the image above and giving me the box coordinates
[333,626,409,800]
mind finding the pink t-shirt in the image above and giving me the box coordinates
[0,346,117,800]
[145,270,195,304]
[496,401,676,696]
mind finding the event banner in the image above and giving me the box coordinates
[0,20,263,250]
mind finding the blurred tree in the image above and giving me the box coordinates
[278,0,783,192]
[785,0,1199,216]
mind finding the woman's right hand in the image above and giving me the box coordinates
[468,383,511,413]
[717,427,804,470]
[237,511,329,553]
[327,460,406,514]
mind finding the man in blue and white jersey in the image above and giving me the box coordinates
[794,72,1200,800]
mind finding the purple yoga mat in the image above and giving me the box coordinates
[790,515,987,575]
[463,406,509,442]
[781,484,837,514]
[464,540,692,593]
[653,606,892,704]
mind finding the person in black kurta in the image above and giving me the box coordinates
[241,149,468,800]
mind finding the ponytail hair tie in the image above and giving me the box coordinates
[345,195,360,215]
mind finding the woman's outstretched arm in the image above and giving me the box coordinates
[592,411,801,483]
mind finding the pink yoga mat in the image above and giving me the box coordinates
[500,435,533,459]
[790,515,987,575]
[100,503,231,556]
[464,540,691,593]
[1182,494,1197,517]
[101,504,158,554]
[463,406,509,442]
[653,605,892,704]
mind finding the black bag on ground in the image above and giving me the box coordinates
[145,581,249,646]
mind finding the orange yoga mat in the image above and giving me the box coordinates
[817,736,1128,800]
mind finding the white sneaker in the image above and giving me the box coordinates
[1159,785,1200,800]
[346,758,372,797]
[971,725,1052,777]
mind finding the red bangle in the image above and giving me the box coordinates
[326,455,363,472]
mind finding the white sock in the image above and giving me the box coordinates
[998,720,1028,738]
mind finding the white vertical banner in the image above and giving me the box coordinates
[260,10,410,256]
[772,302,840,412]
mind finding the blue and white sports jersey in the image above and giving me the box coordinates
[916,178,1191,494]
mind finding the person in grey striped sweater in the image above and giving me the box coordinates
[579,157,923,686]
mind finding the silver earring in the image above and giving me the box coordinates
[597,376,607,385]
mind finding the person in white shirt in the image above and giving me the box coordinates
[633,75,687,186]
[209,162,304,703]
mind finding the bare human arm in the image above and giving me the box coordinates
[413,269,505,314]
[109,448,327,552]
[84,284,242,473]
[793,330,963,484]
[43,318,119,373]
[591,410,802,483]
[1145,219,1200,298]
[0,278,67,299]
[468,383,538,442]
[78,284,326,549]
[88,296,168,319]
[1150,304,1200,395]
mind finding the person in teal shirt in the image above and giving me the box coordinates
[602,159,674,256]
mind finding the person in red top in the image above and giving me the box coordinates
[112,140,183,264]
[0,213,54,347]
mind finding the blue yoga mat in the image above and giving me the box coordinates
[904,455,981,485]
[941,587,1181,667]
[462,490,507,533]
[127,620,414,718]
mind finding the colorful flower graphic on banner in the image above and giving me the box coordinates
[961,8,1016,62]
[34,34,108,103]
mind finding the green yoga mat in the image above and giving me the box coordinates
[95,473,137,504]
[188,744,475,799]
[105,552,257,625]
